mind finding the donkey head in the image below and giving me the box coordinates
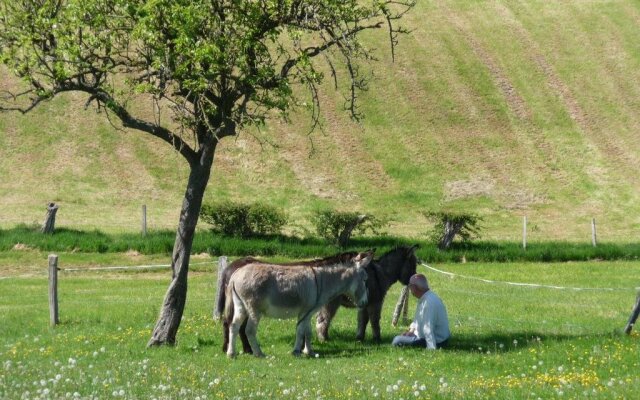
[397,244,419,285]
[349,249,375,308]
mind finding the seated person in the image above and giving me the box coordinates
[392,273,450,349]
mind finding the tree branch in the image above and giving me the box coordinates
[67,84,198,162]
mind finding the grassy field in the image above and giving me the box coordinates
[2,0,640,240]
[2,259,639,399]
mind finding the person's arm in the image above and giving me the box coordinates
[403,321,417,336]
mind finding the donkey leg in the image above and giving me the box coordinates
[293,318,309,356]
[356,308,370,341]
[240,319,253,354]
[245,315,265,358]
[227,310,246,358]
[316,298,340,342]
[222,319,229,353]
[369,303,383,343]
[303,320,317,357]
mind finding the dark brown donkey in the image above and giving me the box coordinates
[217,251,360,354]
[316,245,418,342]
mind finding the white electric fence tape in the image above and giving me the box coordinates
[421,262,640,292]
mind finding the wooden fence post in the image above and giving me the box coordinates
[591,218,597,247]
[624,292,640,334]
[48,254,59,326]
[392,286,409,327]
[141,205,147,236]
[522,216,527,250]
[401,288,409,325]
[213,256,228,319]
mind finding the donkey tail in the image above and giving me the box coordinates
[215,282,227,321]
[223,281,236,323]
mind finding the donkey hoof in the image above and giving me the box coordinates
[227,352,237,359]
[305,351,319,358]
[291,350,303,357]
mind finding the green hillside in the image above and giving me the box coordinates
[1,0,640,241]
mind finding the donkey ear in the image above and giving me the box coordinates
[357,249,375,268]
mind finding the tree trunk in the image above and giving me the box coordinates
[338,214,367,248]
[438,219,464,250]
[147,143,216,347]
[41,203,59,234]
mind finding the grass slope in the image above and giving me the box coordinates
[1,0,640,241]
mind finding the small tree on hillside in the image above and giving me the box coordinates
[312,210,386,247]
[0,0,414,346]
[424,211,482,250]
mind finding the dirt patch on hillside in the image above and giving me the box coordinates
[445,178,495,201]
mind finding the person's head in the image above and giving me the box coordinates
[408,273,429,298]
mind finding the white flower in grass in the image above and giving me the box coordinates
[393,384,399,391]
[386,386,393,393]
[558,366,564,372]
[283,389,290,395]
[414,391,420,397]
[420,385,426,391]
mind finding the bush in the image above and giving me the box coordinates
[424,211,482,250]
[199,201,287,237]
[311,209,387,247]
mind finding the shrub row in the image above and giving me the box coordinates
[2,225,640,263]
